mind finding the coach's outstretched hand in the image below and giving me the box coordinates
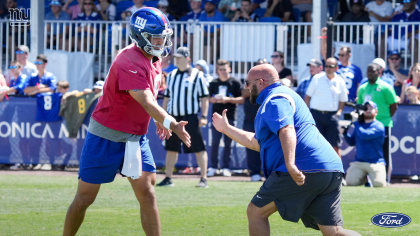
[171,121,191,147]
[155,121,172,140]
[212,109,229,133]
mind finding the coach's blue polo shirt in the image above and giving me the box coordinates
[254,82,344,178]
[25,72,57,91]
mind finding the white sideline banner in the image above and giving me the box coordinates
[29,50,95,91]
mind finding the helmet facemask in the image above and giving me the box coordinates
[132,29,173,58]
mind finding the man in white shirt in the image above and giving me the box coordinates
[304,58,348,157]
[364,0,394,22]
[5,45,37,86]
[121,0,144,20]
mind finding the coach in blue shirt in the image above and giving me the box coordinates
[24,54,57,96]
[343,101,387,187]
[212,64,360,235]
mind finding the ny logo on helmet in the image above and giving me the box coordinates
[134,16,147,30]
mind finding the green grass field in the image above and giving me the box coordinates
[0,175,419,236]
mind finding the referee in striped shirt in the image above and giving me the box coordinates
[157,47,210,188]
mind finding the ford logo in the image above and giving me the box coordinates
[371,212,411,228]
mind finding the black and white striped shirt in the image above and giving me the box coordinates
[164,67,209,116]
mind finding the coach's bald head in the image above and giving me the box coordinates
[246,64,280,104]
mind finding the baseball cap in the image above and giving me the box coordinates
[364,101,378,109]
[49,1,62,6]
[307,59,322,67]
[93,81,104,89]
[205,0,220,6]
[16,45,29,54]
[388,50,401,57]
[173,47,190,58]
[372,58,386,69]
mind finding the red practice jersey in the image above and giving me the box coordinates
[92,44,162,135]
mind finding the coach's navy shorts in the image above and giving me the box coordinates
[79,132,156,184]
[251,171,344,230]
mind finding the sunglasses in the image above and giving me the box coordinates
[34,61,44,65]
[9,65,20,69]
[325,64,337,68]
[271,55,282,58]
[245,78,262,86]
[84,2,93,5]
[338,54,348,57]
[389,57,400,61]
[15,51,25,54]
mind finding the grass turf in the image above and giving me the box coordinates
[0,175,419,235]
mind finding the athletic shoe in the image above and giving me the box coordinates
[9,163,21,170]
[207,167,217,177]
[32,164,42,170]
[251,174,262,182]
[41,164,52,170]
[196,177,209,188]
[157,177,175,187]
[222,168,231,177]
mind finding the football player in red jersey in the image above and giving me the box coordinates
[63,8,190,236]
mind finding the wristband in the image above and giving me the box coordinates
[163,116,175,130]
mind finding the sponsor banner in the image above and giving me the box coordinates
[1,98,420,175]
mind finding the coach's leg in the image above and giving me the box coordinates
[128,172,160,236]
[195,151,208,178]
[318,225,361,236]
[247,202,278,236]
[164,151,178,178]
[63,179,101,236]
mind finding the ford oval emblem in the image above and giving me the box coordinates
[371,212,411,228]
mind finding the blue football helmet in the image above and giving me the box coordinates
[129,8,173,58]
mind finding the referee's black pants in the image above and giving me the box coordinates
[383,126,392,183]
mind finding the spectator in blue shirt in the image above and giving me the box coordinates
[180,0,203,21]
[336,46,363,101]
[3,61,28,95]
[23,55,57,96]
[296,58,323,99]
[380,0,420,63]
[343,101,387,187]
[199,0,225,33]
[212,64,360,235]
[77,0,101,51]
[45,1,72,51]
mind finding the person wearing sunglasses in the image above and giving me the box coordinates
[381,50,409,97]
[3,61,28,96]
[271,51,293,84]
[336,46,363,102]
[305,57,348,158]
[23,54,57,96]
[76,0,102,51]
[5,45,37,86]
[212,64,359,236]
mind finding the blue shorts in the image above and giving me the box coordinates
[79,132,156,184]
